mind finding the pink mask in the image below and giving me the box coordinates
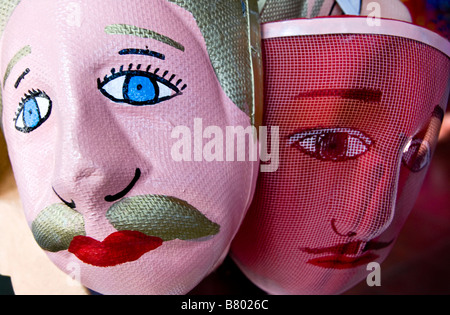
[0,0,260,294]
[231,17,450,295]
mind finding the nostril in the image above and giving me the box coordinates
[52,186,76,209]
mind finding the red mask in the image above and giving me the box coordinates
[231,17,450,295]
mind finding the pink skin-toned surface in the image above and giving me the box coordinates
[1,0,257,294]
[231,21,450,294]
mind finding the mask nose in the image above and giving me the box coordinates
[50,97,147,213]
[330,155,401,241]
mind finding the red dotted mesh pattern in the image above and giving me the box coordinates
[231,33,450,295]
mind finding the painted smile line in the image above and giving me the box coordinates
[300,239,394,269]
[104,168,141,202]
[32,195,220,267]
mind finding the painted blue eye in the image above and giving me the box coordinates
[98,67,185,106]
[23,98,40,128]
[126,76,156,103]
[15,89,52,133]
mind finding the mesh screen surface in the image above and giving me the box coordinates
[231,26,450,295]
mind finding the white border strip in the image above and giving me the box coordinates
[262,17,450,58]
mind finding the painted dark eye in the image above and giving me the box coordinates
[402,105,444,173]
[98,66,185,106]
[14,89,52,133]
[289,127,373,161]
[402,138,431,172]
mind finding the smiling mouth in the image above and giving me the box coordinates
[301,239,394,269]
[32,194,220,267]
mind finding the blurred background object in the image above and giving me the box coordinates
[0,276,13,295]
[401,0,449,39]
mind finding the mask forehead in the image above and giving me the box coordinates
[265,35,448,133]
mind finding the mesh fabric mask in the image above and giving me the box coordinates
[230,17,450,295]
[0,0,261,294]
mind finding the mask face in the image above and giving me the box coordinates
[231,18,450,295]
[1,0,258,294]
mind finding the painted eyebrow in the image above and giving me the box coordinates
[105,24,185,52]
[295,88,383,103]
[119,48,165,60]
[3,45,32,88]
[14,68,30,89]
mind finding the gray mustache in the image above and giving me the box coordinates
[31,194,220,252]
[32,203,86,252]
[106,195,220,241]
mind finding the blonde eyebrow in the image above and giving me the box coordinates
[3,45,31,87]
[104,24,185,52]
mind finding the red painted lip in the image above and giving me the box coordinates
[307,252,379,269]
[68,231,163,267]
[301,239,393,269]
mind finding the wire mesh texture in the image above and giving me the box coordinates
[230,19,450,295]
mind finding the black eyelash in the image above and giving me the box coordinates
[99,63,187,91]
